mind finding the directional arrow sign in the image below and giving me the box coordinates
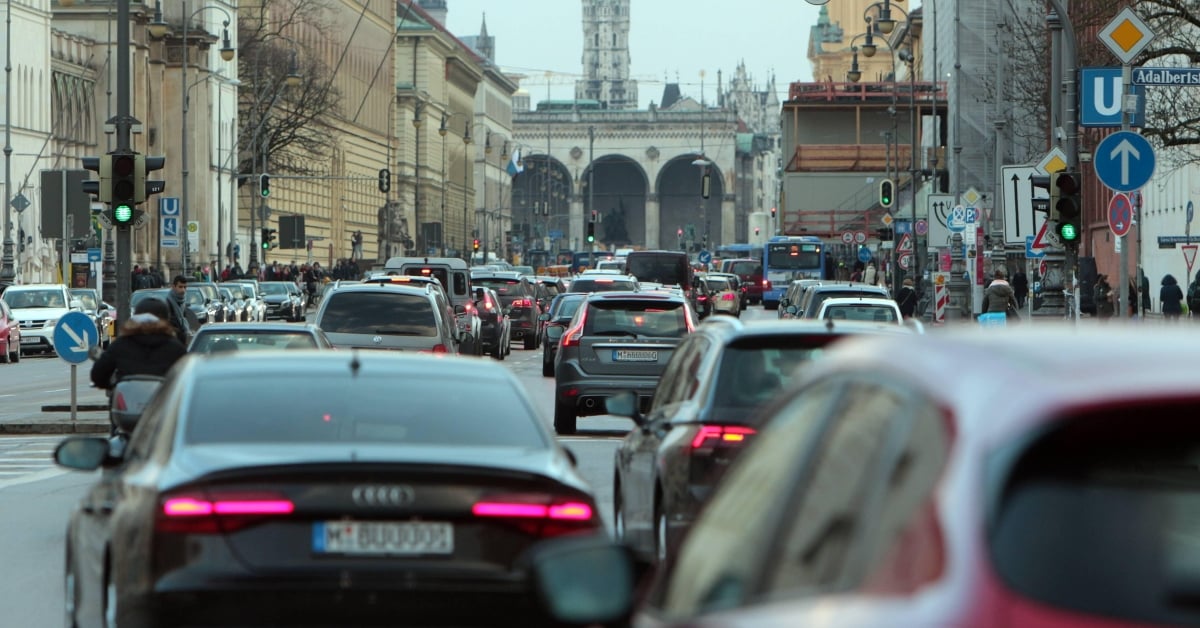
[1002,165,1044,244]
[53,311,97,364]
[1095,131,1156,193]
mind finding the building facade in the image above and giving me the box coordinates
[809,1,911,84]
[720,62,782,242]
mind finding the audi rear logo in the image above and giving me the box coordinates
[352,485,415,507]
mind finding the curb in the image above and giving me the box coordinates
[0,421,109,435]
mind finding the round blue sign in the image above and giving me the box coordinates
[1094,131,1156,193]
[857,245,873,263]
[697,250,712,264]
[53,311,98,364]
[1188,201,1194,224]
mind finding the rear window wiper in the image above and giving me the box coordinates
[592,329,640,338]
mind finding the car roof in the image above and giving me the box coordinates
[471,271,523,279]
[819,297,899,307]
[698,317,910,340]
[584,290,686,303]
[188,351,515,383]
[325,282,431,296]
[802,326,1200,448]
[193,322,324,334]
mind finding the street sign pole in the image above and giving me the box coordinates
[1118,63,1132,318]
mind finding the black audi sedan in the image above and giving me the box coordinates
[55,351,600,627]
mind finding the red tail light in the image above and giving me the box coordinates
[430,344,449,353]
[513,298,532,308]
[697,295,708,302]
[722,293,735,301]
[691,425,756,451]
[472,494,598,537]
[762,279,772,290]
[560,307,588,348]
[157,492,294,533]
[114,392,127,411]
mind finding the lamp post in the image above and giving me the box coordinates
[150,0,235,276]
[411,103,424,256]
[1,0,15,282]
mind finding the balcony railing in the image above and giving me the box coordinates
[785,144,915,172]
[786,81,947,104]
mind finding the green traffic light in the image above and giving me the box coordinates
[262,241,270,250]
[1059,222,1079,241]
[586,235,595,243]
[113,204,133,223]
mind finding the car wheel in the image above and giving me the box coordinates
[523,332,536,350]
[542,352,553,377]
[654,493,669,563]
[104,566,117,628]
[553,400,577,435]
[10,345,19,363]
[1,342,10,364]
[491,337,503,360]
[613,477,626,541]
[65,544,79,628]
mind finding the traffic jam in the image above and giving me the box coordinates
[1,250,1193,628]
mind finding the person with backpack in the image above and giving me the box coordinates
[1161,274,1185,321]
[1187,271,1200,319]
[1094,274,1115,320]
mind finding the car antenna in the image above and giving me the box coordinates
[349,350,362,377]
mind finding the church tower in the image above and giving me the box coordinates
[576,0,638,109]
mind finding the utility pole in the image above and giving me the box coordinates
[588,125,595,268]
[113,0,135,327]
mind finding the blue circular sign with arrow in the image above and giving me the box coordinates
[53,311,98,364]
[1094,131,1156,193]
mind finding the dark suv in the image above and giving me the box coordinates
[553,291,694,434]
[471,271,540,349]
[608,317,913,562]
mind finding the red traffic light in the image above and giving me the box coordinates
[111,154,136,203]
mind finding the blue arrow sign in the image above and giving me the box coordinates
[857,245,873,263]
[697,250,712,264]
[1025,235,1046,260]
[53,311,97,364]
[87,248,101,262]
[1094,131,1156,193]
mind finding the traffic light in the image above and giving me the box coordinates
[877,227,894,241]
[80,156,107,201]
[586,221,596,243]
[770,207,777,219]
[110,152,137,225]
[137,156,166,203]
[879,178,894,208]
[1052,171,1081,245]
[1030,174,1051,214]
[473,238,480,251]
[259,174,271,198]
[378,168,391,194]
[261,228,276,250]
[701,172,711,199]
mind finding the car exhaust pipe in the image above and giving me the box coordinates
[582,397,597,409]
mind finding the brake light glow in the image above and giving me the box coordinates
[691,425,756,449]
[158,492,295,534]
[762,279,772,290]
[561,308,587,348]
[431,344,449,353]
[513,298,532,308]
[722,293,735,301]
[697,295,708,302]
[472,501,594,521]
[114,392,128,412]
[388,276,412,283]
[163,496,295,517]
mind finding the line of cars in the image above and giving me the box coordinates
[0,283,117,360]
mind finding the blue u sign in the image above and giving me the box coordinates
[1081,67,1146,128]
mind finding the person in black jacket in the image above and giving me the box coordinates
[896,277,918,318]
[90,298,188,389]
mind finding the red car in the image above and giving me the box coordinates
[0,298,20,363]
[720,258,762,304]
[528,326,1200,628]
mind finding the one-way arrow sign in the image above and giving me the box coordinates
[1003,165,1046,244]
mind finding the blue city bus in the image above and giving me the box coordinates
[761,235,828,309]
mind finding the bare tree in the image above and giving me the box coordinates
[1132,0,1200,166]
[236,0,342,179]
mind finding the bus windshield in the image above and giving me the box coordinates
[767,242,822,270]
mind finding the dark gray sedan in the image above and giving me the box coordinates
[187,322,334,353]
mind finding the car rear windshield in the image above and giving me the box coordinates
[705,278,732,292]
[553,296,585,321]
[192,331,317,353]
[568,278,638,293]
[824,304,897,323]
[320,292,437,336]
[583,300,687,338]
[989,405,1200,626]
[710,336,839,423]
[807,290,884,312]
[727,261,759,276]
[474,278,525,303]
[184,374,546,448]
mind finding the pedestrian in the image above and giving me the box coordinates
[167,275,199,343]
[1160,274,1185,320]
[1094,274,1115,320]
[850,261,864,283]
[984,268,1020,320]
[1140,269,1152,314]
[896,277,917,319]
[1187,270,1200,320]
[90,298,187,390]
[1012,269,1029,309]
[1128,278,1140,319]
[863,262,878,286]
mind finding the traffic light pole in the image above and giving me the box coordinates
[113,0,136,329]
[1118,63,1132,319]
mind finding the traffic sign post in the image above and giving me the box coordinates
[53,311,98,425]
[1184,245,1198,280]
[841,231,854,245]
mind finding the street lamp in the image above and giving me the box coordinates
[149,0,235,275]
[1,0,15,282]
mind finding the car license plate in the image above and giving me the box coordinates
[313,521,453,556]
[20,337,38,344]
[613,349,657,362]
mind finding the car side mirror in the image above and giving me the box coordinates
[54,437,111,471]
[69,299,83,310]
[785,305,799,315]
[538,313,550,322]
[526,536,637,627]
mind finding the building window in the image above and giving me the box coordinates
[595,32,599,47]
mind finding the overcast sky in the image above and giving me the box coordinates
[442,1,829,108]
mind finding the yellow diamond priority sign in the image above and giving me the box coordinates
[1036,147,1068,175]
[1099,7,1155,64]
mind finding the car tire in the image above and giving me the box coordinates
[654,492,669,564]
[542,352,553,377]
[65,543,80,628]
[613,478,626,541]
[491,337,503,360]
[554,400,577,435]
[523,332,536,350]
[1,343,10,364]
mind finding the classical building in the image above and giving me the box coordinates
[575,0,637,110]
[393,2,515,261]
[808,1,910,84]
[719,63,782,243]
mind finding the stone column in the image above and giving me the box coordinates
[644,193,659,249]
[567,194,583,252]
[721,194,736,245]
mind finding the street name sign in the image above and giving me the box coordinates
[1132,67,1200,85]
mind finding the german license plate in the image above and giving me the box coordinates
[313,521,453,556]
[20,337,38,344]
[613,349,657,362]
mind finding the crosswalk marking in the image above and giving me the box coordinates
[0,437,65,486]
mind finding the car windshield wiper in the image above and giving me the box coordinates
[593,329,640,338]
